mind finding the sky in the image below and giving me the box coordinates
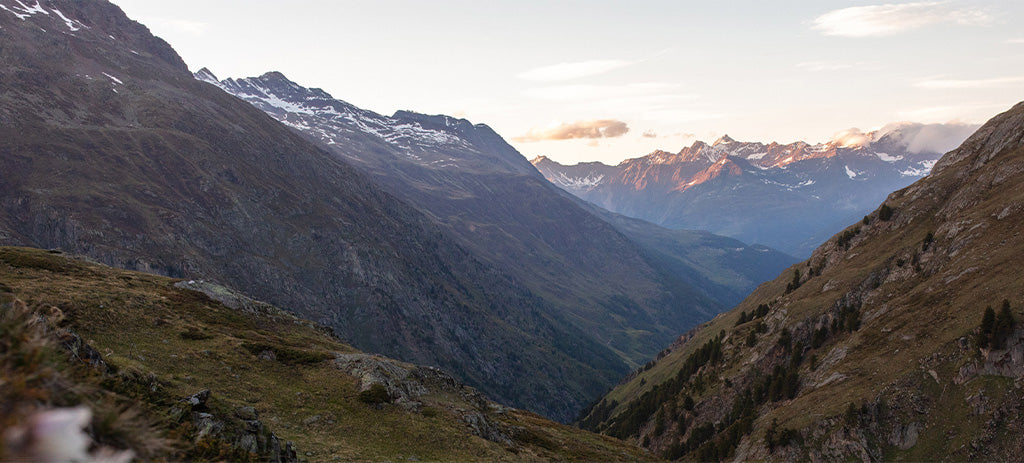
[114,0,1024,165]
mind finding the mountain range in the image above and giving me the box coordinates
[5,1,1020,461]
[579,100,1024,461]
[533,123,977,257]
[0,0,793,423]
[192,67,800,413]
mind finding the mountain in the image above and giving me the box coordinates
[578,101,1024,461]
[197,70,797,373]
[0,246,655,462]
[533,123,978,257]
[0,0,668,422]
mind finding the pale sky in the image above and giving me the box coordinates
[115,0,1024,165]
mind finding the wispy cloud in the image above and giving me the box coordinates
[812,2,991,37]
[1005,38,1024,44]
[513,120,630,143]
[517,60,633,82]
[915,75,1024,89]
[642,131,658,138]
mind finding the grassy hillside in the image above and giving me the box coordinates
[579,101,1024,461]
[0,246,655,462]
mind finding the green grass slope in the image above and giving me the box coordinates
[0,246,656,462]
[579,101,1024,461]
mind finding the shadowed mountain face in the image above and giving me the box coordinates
[200,69,798,361]
[533,124,977,257]
[580,101,1024,461]
[0,0,652,422]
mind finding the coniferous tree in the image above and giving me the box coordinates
[993,300,1015,349]
[978,306,996,348]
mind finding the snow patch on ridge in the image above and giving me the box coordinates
[550,173,605,191]
[845,166,859,179]
[875,152,903,162]
[900,159,937,177]
[0,4,30,19]
[50,8,82,31]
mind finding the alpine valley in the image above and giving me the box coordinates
[533,123,977,257]
[0,0,795,449]
[1,0,1021,462]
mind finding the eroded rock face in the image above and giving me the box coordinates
[172,389,297,463]
[333,353,513,444]
[956,326,1024,384]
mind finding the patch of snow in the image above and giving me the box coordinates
[797,179,815,187]
[875,152,903,162]
[552,173,605,190]
[50,8,81,31]
[745,151,768,160]
[845,165,858,179]
[15,0,47,15]
[900,159,937,177]
[101,72,123,85]
[0,4,30,19]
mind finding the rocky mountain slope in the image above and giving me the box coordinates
[198,70,796,366]
[0,246,655,462]
[534,124,976,256]
[578,101,1024,461]
[0,0,672,422]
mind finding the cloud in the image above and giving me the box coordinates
[517,60,633,82]
[642,131,658,138]
[877,122,980,153]
[831,122,979,153]
[831,128,873,148]
[1006,38,1024,44]
[915,75,1024,89]
[513,120,630,143]
[812,2,991,37]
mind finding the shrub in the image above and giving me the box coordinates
[240,342,332,365]
[358,384,391,405]
[878,204,893,221]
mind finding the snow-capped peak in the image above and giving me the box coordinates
[196,69,476,159]
[713,134,736,146]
